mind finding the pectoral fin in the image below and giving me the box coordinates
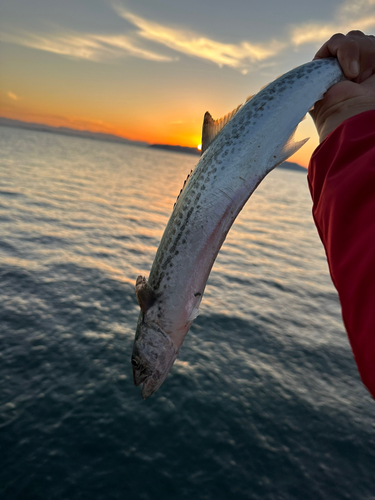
[135,276,156,313]
[271,126,309,169]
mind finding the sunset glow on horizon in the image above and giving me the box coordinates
[1,0,375,166]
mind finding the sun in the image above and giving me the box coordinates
[197,144,202,151]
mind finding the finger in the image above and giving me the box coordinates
[353,35,375,83]
[345,31,367,80]
[337,40,361,79]
[314,31,375,83]
[313,33,361,79]
[346,30,366,38]
[313,33,350,59]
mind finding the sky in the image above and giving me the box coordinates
[1,0,375,166]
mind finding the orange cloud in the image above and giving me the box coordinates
[290,0,375,46]
[114,6,285,71]
[0,30,174,62]
[7,91,18,101]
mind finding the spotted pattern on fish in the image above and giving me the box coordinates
[132,58,345,399]
[150,60,342,293]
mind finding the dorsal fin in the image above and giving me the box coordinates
[201,112,215,155]
[135,275,156,313]
[201,103,243,154]
[173,169,193,210]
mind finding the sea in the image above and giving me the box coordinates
[0,125,374,500]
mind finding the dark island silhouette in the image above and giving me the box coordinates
[149,144,201,156]
[0,117,148,147]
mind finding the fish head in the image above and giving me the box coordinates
[131,314,178,399]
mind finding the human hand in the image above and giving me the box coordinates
[310,31,375,142]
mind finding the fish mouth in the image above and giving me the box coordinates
[141,376,160,400]
[138,358,178,399]
[132,371,148,387]
[131,353,178,400]
[131,358,165,399]
[131,318,179,399]
[133,370,163,400]
[132,358,152,388]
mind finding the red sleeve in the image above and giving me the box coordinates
[308,110,375,398]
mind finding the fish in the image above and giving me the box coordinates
[131,58,345,399]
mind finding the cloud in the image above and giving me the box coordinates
[339,0,375,17]
[291,18,375,46]
[92,34,175,61]
[7,91,18,101]
[114,6,284,70]
[1,6,285,72]
[290,0,375,46]
[3,0,373,72]
[0,30,174,62]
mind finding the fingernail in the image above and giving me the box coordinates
[350,60,359,75]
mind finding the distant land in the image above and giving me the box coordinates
[150,144,200,155]
[0,117,148,148]
[277,161,306,172]
[0,117,306,171]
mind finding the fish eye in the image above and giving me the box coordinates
[131,356,141,369]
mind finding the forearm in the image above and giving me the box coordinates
[308,110,375,398]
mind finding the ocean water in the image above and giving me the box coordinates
[0,125,374,500]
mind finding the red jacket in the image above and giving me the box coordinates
[308,110,375,399]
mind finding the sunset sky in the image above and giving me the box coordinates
[1,0,375,166]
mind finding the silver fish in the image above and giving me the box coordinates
[131,58,344,399]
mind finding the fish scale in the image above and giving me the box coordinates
[131,58,345,399]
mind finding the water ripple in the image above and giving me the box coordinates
[0,126,374,500]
